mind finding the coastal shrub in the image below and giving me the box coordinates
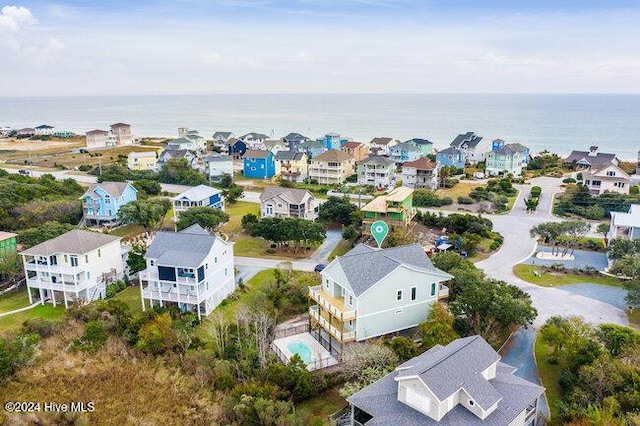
[457,196,474,205]
[530,186,542,197]
[441,196,453,205]
[562,177,576,184]
[631,185,639,195]
[22,318,57,338]
[78,164,92,171]
[444,178,458,188]
[106,280,128,298]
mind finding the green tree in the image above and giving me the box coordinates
[118,199,170,230]
[609,255,640,279]
[625,280,640,310]
[136,313,177,355]
[419,302,459,349]
[133,179,162,197]
[318,196,360,226]
[218,173,233,189]
[176,206,229,231]
[0,338,13,382]
[596,324,640,357]
[387,336,421,362]
[127,244,147,274]
[596,223,610,238]
[157,158,208,185]
[18,222,74,248]
[607,238,640,260]
[222,183,244,204]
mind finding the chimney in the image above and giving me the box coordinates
[178,127,188,137]
[588,146,598,157]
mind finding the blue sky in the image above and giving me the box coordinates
[1,1,639,95]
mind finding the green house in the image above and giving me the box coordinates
[362,186,416,229]
[0,231,18,256]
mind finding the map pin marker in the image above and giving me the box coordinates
[371,220,389,249]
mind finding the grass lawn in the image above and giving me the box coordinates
[0,304,65,337]
[232,235,266,257]
[328,238,353,261]
[628,309,640,330]
[161,205,175,229]
[513,264,625,287]
[534,337,563,421]
[112,286,143,314]
[0,287,30,313]
[468,236,499,262]
[504,192,519,213]
[110,224,145,238]
[221,201,260,234]
[297,386,347,425]
[435,181,483,199]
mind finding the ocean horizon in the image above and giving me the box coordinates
[2,93,639,160]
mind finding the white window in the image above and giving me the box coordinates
[396,290,403,301]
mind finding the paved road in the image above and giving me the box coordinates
[476,177,628,327]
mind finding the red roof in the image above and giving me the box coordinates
[403,157,436,170]
[342,141,364,149]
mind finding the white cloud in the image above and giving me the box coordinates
[0,5,36,32]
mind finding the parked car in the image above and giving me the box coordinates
[18,169,30,175]
[314,264,326,272]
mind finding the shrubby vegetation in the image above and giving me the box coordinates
[176,206,229,231]
[413,189,453,207]
[530,220,591,256]
[607,238,640,280]
[118,198,171,230]
[242,216,326,252]
[317,196,362,226]
[468,178,517,212]
[415,211,493,238]
[18,221,75,248]
[555,184,640,219]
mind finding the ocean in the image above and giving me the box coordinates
[1,94,639,160]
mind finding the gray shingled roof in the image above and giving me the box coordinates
[406,138,433,146]
[437,147,464,156]
[347,336,545,426]
[161,149,193,158]
[82,182,135,200]
[22,230,120,256]
[325,244,452,296]
[491,144,523,156]
[391,142,421,153]
[564,150,617,168]
[180,224,210,236]
[240,132,270,140]
[259,186,314,204]
[275,150,306,161]
[203,154,233,163]
[450,132,483,149]
[146,228,228,268]
[213,131,233,139]
[282,132,309,142]
[357,155,395,166]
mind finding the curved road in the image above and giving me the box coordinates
[476,177,627,327]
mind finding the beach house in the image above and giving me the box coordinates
[309,243,452,357]
[157,149,198,170]
[361,186,416,230]
[167,136,206,153]
[341,141,369,162]
[203,154,234,182]
[0,231,18,257]
[450,132,484,164]
[80,182,138,226]
[300,140,327,159]
[347,335,545,426]
[110,123,133,145]
[485,140,529,177]
[85,129,111,148]
[172,185,224,221]
[608,204,640,243]
[309,149,355,184]
[17,128,35,138]
[127,151,158,171]
[564,146,619,170]
[243,149,276,179]
[436,147,466,170]
[369,137,398,156]
[259,187,317,220]
[402,157,438,190]
[317,132,350,151]
[228,138,248,158]
[406,138,434,156]
[140,224,235,319]
[582,163,631,195]
[34,124,55,136]
[240,132,270,149]
[275,151,308,182]
[21,230,125,308]
[389,141,422,163]
[356,155,397,189]
[212,131,235,152]
[282,132,310,151]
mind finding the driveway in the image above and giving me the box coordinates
[309,229,343,263]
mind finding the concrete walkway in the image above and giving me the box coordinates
[0,300,44,318]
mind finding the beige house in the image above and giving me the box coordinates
[583,163,630,195]
[275,151,308,182]
[259,187,317,220]
[110,123,133,146]
[86,129,111,148]
[127,151,158,171]
[341,141,370,162]
[309,149,355,184]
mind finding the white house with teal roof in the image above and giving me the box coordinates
[308,243,452,358]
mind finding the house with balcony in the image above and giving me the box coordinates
[110,123,133,145]
[436,147,466,170]
[259,187,317,220]
[228,138,247,158]
[357,155,396,189]
[0,231,18,257]
[81,182,138,226]
[85,129,111,148]
[402,157,438,190]
[157,149,198,170]
[317,132,350,151]
[21,230,125,308]
[607,204,640,243]
[173,185,224,222]
[239,132,270,149]
[309,149,355,184]
[275,150,308,182]
[300,139,327,159]
[346,335,545,426]
[282,132,310,151]
[582,163,631,195]
[361,186,416,230]
[140,224,235,319]
[564,146,619,170]
[369,137,398,156]
[167,136,206,153]
[203,154,233,182]
[127,151,158,171]
[450,131,484,164]
[243,149,276,179]
[389,142,422,163]
[260,140,287,155]
[341,141,369,162]
[406,138,434,156]
[485,140,529,177]
[309,243,453,358]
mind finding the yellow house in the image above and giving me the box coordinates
[127,151,158,171]
[309,149,355,184]
[275,151,308,182]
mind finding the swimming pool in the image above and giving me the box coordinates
[287,341,315,364]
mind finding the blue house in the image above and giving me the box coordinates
[228,138,247,158]
[172,185,224,221]
[492,139,530,166]
[243,149,276,179]
[389,142,422,163]
[81,182,138,225]
[299,140,327,159]
[436,147,466,169]
[317,132,349,150]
